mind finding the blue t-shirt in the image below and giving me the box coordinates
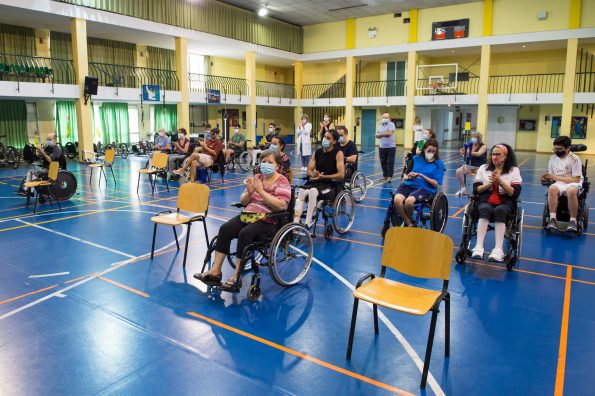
[156,135,171,149]
[403,154,444,193]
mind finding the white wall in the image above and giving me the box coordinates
[487,105,519,149]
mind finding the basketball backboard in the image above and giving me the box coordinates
[416,63,459,95]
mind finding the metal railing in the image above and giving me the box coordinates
[0,53,75,91]
[89,62,179,91]
[575,72,595,93]
[255,80,295,101]
[301,83,346,100]
[354,80,407,98]
[488,73,564,94]
[188,73,248,100]
[416,76,480,95]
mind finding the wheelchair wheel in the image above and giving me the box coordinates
[542,202,549,229]
[7,147,20,169]
[268,223,313,287]
[507,208,524,271]
[429,192,448,233]
[457,203,475,263]
[52,170,77,201]
[23,144,38,163]
[204,236,236,271]
[350,171,367,202]
[247,284,261,301]
[64,142,77,159]
[238,151,251,172]
[582,209,589,231]
[119,143,129,159]
[324,223,333,240]
[332,190,355,234]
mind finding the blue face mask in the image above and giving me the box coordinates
[204,133,212,141]
[338,136,345,144]
[321,138,331,149]
[269,144,278,151]
[260,162,276,176]
[470,138,478,144]
[46,140,55,147]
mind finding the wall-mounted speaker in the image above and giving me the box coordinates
[84,76,98,95]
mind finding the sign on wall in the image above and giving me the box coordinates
[432,19,469,41]
[142,84,160,101]
[208,89,221,104]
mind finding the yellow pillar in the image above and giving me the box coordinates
[346,18,355,49]
[477,44,491,139]
[33,29,55,142]
[569,0,581,29]
[404,51,417,149]
[561,39,578,137]
[408,9,419,43]
[70,18,93,160]
[245,51,257,143]
[345,56,356,140]
[293,61,303,141]
[483,0,493,36]
[175,37,189,131]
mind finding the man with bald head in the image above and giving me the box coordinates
[18,132,64,199]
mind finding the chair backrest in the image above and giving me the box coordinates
[47,161,59,181]
[178,183,210,214]
[151,152,168,169]
[104,148,115,164]
[382,227,453,281]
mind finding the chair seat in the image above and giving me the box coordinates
[151,212,204,226]
[138,168,159,174]
[88,163,104,168]
[24,180,51,188]
[353,277,442,316]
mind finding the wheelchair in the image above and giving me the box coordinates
[541,145,590,235]
[202,188,313,301]
[226,140,252,172]
[455,197,524,271]
[381,191,448,238]
[344,152,367,202]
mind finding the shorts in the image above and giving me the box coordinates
[395,184,433,202]
[197,153,213,167]
[550,181,582,196]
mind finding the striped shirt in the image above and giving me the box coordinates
[244,174,291,219]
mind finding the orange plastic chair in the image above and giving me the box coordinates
[88,148,116,185]
[24,161,62,214]
[137,151,169,195]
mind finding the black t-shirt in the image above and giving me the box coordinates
[43,144,63,167]
[338,141,357,161]
[314,146,339,176]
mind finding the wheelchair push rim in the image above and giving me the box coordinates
[350,171,367,202]
[238,151,252,172]
[332,190,355,234]
[268,222,313,287]
[430,192,448,233]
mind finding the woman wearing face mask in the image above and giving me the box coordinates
[393,139,444,227]
[414,129,437,155]
[471,143,522,262]
[254,136,291,179]
[319,114,335,143]
[194,149,291,292]
[297,114,312,171]
[167,128,191,179]
[155,128,172,152]
[455,131,487,197]
[252,123,277,167]
[413,116,424,144]
[294,130,345,228]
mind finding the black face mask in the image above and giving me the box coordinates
[555,150,567,158]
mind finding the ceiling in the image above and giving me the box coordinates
[218,0,482,26]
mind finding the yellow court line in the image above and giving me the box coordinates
[0,284,58,305]
[185,311,414,396]
[518,157,531,167]
[98,276,150,298]
[554,267,572,396]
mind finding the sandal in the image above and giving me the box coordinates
[218,277,242,293]
[193,272,222,286]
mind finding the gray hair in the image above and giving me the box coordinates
[259,149,282,166]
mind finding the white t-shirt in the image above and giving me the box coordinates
[475,165,523,194]
[413,123,424,142]
[548,152,583,183]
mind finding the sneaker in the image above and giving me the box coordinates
[471,246,484,259]
[567,219,578,233]
[546,218,558,231]
[456,187,468,197]
[488,248,505,263]
[387,177,392,183]
[173,169,184,176]
[16,190,30,197]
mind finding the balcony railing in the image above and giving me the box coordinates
[301,83,346,100]
[255,80,295,101]
[0,53,75,90]
[575,72,595,93]
[188,73,248,100]
[354,80,407,97]
[89,62,179,91]
[489,73,564,94]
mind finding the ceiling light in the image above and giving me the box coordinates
[522,45,526,48]
[451,50,455,53]
[258,7,268,16]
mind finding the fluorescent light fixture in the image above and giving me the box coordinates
[258,7,268,16]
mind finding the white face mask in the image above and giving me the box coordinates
[382,118,389,124]
[324,117,330,122]
[178,133,185,139]
[422,132,429,139]
[159,132,165,137]
[425,152,435,161]
[234,129,239,134]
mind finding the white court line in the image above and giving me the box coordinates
[28,272,70,279]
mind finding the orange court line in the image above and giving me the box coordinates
[452,205,467,218]
[554,267,572,396]
[64,274,91,284]
[186,311,414,396]
[0,284,58,305]
[98,276,149,298]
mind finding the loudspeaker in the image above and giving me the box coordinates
[84,76,98,95]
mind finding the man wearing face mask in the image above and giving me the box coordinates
[294,129,345,228]
[224,124,246,163]
[542,136,583,232]
[18,132,64,199]
[376,112,396,183]
[173,128,223,181]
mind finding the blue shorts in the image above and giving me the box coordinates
[395,184,433,202]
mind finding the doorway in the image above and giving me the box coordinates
[361,109,377,148]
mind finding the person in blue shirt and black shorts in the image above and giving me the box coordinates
[393,138,444,227]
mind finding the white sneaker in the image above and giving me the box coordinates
[456,188,467,197]
[471,246,484,259]
[488,248,505,263]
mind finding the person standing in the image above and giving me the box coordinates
[413,116,424,144]
[376,112,396,183]
[319,113,335,142]
[297,114,312,171]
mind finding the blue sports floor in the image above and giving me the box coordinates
[0,146,593,395]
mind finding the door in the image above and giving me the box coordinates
[387,61,406,96]
[361,109,377,148]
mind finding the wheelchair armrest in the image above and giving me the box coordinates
[266,211,289,219]
[154,209,173,216]
[230,202,244,208]
[541,179,554,187]
[355,273,376,289]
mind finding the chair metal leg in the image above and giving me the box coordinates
[202,219,209,246]
[151,223,157,259]
[346,297,360,359]
[373,304,379,335]
[445,293,450,357]
[89,167,93,184]
[172,226,180,250]
[50,185,61,212]
[183,223,192,268]
[150,174,156,196]
[164,175,169,192]
[136,172,141,194]
[100,167,107,184]
[421,308,439,389]
[110,166,116,185]
[33,193,39,214]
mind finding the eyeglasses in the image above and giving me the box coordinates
[491,153,503,157]
[425,150,437,154]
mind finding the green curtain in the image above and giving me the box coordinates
[100,102,130,143]
[152,104,177,132]
[55,101,78,144]
[0,100,28,147]
[0,24,35,56]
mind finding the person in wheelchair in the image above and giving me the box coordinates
[18,132,65,201]
[194,149,291,292]
[455,131,487,197]
[167,128,191,176]
[223,124,246,163]
[155,129,172,152]
[337,125,358,175]
[173,128,223,182]
[471,143,522,262]
[254,135,291,179]
[542,136,583,232]
[394,139,444,227]
[293,129,345,227]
